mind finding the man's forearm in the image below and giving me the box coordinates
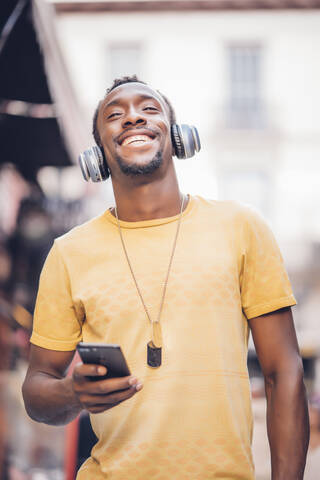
[265,369,309,480]
[22,372,82,426]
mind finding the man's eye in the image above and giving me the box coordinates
[107,112,121,119]
[143,106,158,111]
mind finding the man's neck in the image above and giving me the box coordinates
[111,174,186,222]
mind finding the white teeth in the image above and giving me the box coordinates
[122,135,152,146]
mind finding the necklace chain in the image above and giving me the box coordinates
[115,195,186,348]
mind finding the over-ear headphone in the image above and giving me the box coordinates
[78,124,201,182]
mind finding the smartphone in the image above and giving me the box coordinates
[76,342,131,380]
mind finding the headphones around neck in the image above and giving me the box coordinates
[78,124,201,182]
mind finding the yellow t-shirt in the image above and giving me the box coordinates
[31,195,296,480]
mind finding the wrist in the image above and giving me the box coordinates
[64,376,83,412]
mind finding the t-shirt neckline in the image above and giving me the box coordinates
[104,194,194,229]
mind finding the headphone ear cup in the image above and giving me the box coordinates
[171,124,201,159]
[78,146,110,182]
[98,146,110,180]
[171,124,185,159]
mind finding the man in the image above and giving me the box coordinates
[23,75,309,479]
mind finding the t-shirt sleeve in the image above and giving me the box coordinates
[240,207,297,319]
[30,240,83,351]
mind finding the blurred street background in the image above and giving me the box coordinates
[1,0,320,478]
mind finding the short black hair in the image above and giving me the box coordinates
[92,75,176,147]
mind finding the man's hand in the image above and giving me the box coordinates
[22,345,143,425]
[71,363,143,414]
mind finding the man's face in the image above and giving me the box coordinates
[97,83,172,177]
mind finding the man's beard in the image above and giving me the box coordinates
[115,151,163,177]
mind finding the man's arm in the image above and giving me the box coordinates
[22,345,143,426]
[248,307,309,480]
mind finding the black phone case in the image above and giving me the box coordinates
[76,343,131,380]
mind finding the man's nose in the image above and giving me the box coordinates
[122,108,146,128]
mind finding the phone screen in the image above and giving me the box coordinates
[76,343,131,380]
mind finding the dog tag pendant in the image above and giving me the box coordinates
[147,341,161,368]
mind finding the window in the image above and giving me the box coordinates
[226,45,265,129]
[108,43,142,81]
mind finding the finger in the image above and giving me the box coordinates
[73,363,107,382]
[82,386,138,408]
[79,375,140,395]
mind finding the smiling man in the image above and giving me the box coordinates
[22,76,309,479]
[98,87,165,176]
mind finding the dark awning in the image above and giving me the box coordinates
[0,0,52,103]
[0,114,71,182]
[0,0,87,183]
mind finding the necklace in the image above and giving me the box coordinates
[115,194,186,368]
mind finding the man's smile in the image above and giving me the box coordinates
[121,134,156,147]
[116,128,157,148]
